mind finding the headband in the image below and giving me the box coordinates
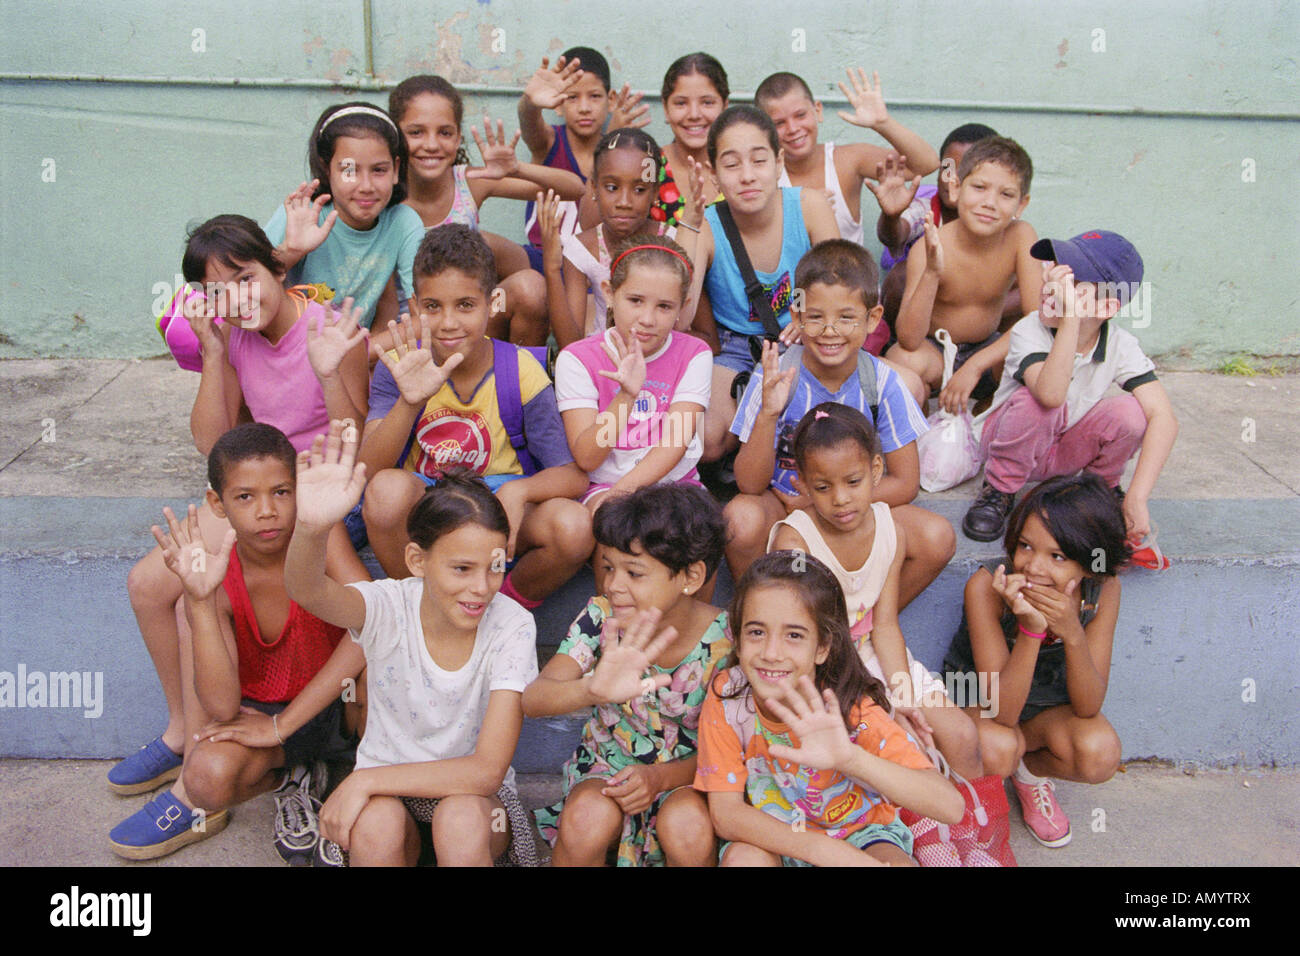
[610,244,694,278]
[320,105,399,135]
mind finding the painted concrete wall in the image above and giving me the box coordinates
[3,497,1296,766]
[2,0,1297,362]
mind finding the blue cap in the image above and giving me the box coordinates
[1030,231,1144,288]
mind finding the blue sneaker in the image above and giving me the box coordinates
[109,789,229,860]
[107,735,183,795]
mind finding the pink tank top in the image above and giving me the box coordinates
[430,164,479,229]
[225,298,331,452]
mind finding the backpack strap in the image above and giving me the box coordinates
[492,338,540,477]
[777,346,880,421]
[714,201,782,341]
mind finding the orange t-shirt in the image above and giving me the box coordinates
[694,667,932,835]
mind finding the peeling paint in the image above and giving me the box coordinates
[1126,149,1147,171]
[1056,38,1068,68]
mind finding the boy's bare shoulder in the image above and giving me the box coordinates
[1007,219,1038,247]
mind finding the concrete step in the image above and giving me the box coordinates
[1,360,1298,767]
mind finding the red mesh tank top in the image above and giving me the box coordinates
[223,547,345,703]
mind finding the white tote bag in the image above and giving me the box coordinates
[918,329,982,492]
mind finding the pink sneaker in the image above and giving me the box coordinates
[1012,776,1071,847]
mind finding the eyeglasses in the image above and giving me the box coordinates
[800,316,863,336]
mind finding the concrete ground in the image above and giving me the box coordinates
[2,360,1298,500]
[2,359,1298,865]
[2,759,1296,867]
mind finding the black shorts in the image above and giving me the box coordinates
[927,330,1002,401]
[241,697,357,768]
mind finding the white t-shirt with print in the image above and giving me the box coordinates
[346,578,538,789]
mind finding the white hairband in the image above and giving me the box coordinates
[320,105,398,135]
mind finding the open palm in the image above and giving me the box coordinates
[307,296,368,379]
[837,68,889,129]
[588,608,677,704]
[525,56,583,110]
[598,328,646,397]
[295,422,368,528]
[468,118,522,181]
[376,314,464,406]
[152,504,236,602]
[868,153,921,218]
[764,677,855,771]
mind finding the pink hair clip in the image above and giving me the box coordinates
[814,410,830,420]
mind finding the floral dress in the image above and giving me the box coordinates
[534,597,732,865]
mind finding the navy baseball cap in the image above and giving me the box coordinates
[1030,231,1144,288]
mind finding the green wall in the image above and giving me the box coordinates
[2,0,1296,364]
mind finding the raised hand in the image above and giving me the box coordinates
[535,189,564,268]
[921,209,945,276]
[759,339,797,416]
[587,607,679,705]
[1041,263,1078,323]
[467,116,522,181]
[764,676,856,772]
[151,503,237,602]
[598,327,647,398]
[374,311,465,407]
[182,288,225,357]
[295,420,368,530]
[681,155,711,230]
[867,151,921,218]
[836,68,890,129]
[307,295,369,380]
[524,55,585,110]
[282,179,337,257]
[609,83,651,130]
[991,564,1047,635]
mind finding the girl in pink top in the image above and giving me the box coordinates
[182,214,369,455]
[110,216,369,799]
[554,236,712,515]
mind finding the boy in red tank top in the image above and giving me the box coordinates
[109,424,370,863]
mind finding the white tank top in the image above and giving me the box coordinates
[778,142,863,245]
[767,501,895,639]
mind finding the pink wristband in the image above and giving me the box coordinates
[1017,623,1048,642]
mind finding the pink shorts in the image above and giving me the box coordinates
[581,472,704,506]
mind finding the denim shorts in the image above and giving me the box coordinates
[343,473,523,552]
[241,697,357,768]
[715,327,767,375]
[718,814,914,866]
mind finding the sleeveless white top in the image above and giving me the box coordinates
[767,501,895,638]
[778,142,863,245]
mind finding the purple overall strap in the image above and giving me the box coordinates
[492,337,540,476]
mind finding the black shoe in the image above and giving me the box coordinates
[963,482,1017,542]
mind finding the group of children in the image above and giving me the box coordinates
[107,44,1178,867]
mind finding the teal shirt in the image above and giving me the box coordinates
[264,201,424,329]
